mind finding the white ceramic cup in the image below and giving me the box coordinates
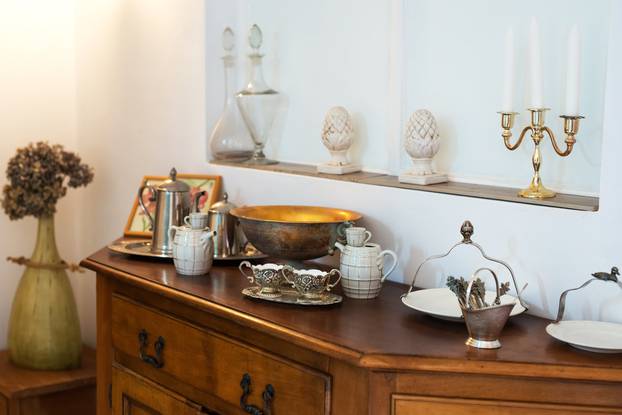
[345,227,372,247]
[184,212,209,230]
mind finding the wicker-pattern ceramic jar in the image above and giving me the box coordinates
[335,242,397,299]
[168,226,215,276]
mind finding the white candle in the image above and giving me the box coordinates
[528,17,544,108]
[502,27,515,112]
[565,24,581,116]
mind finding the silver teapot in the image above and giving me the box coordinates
[138,168,201,254]
[208,192,244,258]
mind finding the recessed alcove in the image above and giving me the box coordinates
[210,0,612,203]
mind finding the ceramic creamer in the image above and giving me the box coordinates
[168,225,215,276]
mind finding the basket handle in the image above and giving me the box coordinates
[404,220,528,311]
[464,267,499,311]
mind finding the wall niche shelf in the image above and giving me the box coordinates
[210,160,599,212]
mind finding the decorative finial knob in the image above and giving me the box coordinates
[460,220,474,243]
[248,24,263,51]
[223,192,228,202]
[169,167,177,181]
[222,27,235,52]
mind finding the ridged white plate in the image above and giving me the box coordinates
[401,287,526,323]
[546,320,622,353]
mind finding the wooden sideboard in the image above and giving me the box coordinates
[83,245,622,415]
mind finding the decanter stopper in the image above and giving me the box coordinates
[222,27,235,53]
[248,24,263,52]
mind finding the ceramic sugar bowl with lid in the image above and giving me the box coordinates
[335,240,398,299]
[168,222,216,276]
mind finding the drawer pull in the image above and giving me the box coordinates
[138,329,165,369]
[240,373,275,415]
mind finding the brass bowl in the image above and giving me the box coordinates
[230,205,362,260]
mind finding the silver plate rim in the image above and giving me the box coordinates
[107,240,268,261]
[242,286,343,306]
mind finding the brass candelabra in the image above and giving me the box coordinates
[499,108,584,199]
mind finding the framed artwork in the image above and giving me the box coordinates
[124,174,222,237]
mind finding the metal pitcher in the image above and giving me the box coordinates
[138,168,195,254]
[208,192,242,258]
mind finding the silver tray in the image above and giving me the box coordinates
[107,240,268,261]
[242,286,342,306]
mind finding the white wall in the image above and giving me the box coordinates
[0,0,83,348]
[2,0,618,348]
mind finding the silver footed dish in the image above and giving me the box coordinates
[242,286,342,306]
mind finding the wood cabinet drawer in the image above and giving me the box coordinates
[392,395,622,415]
[111,295,331,415]
[112,364,204,414]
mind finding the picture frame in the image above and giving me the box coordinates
[124,174,222,237]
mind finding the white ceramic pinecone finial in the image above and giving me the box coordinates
[321,106,354,162]
[404,109,440,163]
[399,109,447,185]
[317,106,361,174]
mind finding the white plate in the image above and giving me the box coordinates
[546,320,622,353]
[401,287,526,323]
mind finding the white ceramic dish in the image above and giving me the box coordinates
[401,287,526,322]
[546,320,622,354]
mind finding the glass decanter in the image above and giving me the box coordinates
[209,27,254,161]
[236,24,282,165]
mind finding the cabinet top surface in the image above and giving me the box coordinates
[84,245,622,380]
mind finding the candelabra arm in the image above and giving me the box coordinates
[543,126,575,157]
[504,126,532,151]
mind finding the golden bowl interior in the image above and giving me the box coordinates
[230,205,362,224]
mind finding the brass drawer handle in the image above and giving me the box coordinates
[240,373,275,415]
[138,329,165,369]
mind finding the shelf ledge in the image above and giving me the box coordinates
[209,160,599,212]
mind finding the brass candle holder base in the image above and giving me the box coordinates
[498,109,584,199]
[518,182,556,199]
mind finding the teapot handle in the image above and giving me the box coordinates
[138,185,156,231]
[168,226,181,245]
[377,250,398,283]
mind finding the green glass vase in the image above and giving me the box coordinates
[7,215,81,370]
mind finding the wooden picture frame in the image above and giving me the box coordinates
[124,174,222,237]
